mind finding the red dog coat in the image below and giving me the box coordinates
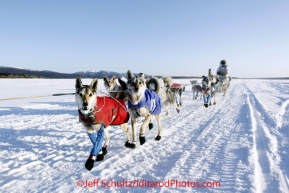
[170,83,182,92]
[78,96,129,127]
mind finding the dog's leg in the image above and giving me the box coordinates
[91,124,106,160]
[203,94,209,108]
[212,91,216,105]
[179,91,183,106]
[149,117,153,130]
[131,117,137,144]
[104,127,110,147]
[192,89,195,100]
[162,101,170,115]
[122,123,135,148]
[139,115,152,145]
[155,114,162,140]
[103,127,110,155]
[85,124,105,171]
[224,82,230,96]
[172,96,180,113]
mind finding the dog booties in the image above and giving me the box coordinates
[128,89,162,115]
[78,96,130,127]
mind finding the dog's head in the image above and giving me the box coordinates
[75,76,98,116]
[201,75,211,94]
[127,70,146,93]
[103,75,117,91]
[126,70,146,104]
[145,75,160,93]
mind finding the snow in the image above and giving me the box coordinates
[0,78,289,193]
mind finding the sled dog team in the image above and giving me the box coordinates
[190,60,231,107]
[76,70,185,170]
[76,60,231,170]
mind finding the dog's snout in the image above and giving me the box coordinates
[83,101,88,106]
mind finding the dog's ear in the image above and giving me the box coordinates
[208,69,212,76]
[103,76,108,82]
[75,76,83,89]
[118,78,127,90]
[111,76,116,81]
[127,70,134,79]
[202,76,206,80]
[139,73,145,80]
[90,78,98,93]
[146,77,150,84]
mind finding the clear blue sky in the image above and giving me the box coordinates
[1,0,288,78]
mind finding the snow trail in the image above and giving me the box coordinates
[0,79,289,192]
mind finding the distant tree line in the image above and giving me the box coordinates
[0,73,43,78]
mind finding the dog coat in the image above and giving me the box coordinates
[78,96,130,127]
[128,89,162,115]
[170,83,182,93]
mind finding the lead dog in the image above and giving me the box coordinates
[75,76,131,171]
[120,70,163,146]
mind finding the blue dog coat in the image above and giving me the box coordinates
[128,89,162,115]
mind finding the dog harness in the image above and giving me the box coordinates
[128,89,162,117]
[78,96,130,127]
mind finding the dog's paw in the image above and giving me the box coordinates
[176,108,180,113]
[125,141,136,149]
[180,102,183,106]
[155,135,161,141]
[213,102,216,105]
[102,147,107,156]
[149,123,153,130]
[204,104,208,108]
[95,154,104,162]
[85,155,95,171]
[139,135,146,145]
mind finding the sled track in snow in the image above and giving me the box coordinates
[245,85,289,193]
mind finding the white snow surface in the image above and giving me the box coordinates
[0,78,289,193]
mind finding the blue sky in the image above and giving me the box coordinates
[1,0,288,78]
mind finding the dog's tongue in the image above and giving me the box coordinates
[81,110,90,117]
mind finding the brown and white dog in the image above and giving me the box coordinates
[118,70,163,146]
[75,76,133,170]
[103,75,128,101]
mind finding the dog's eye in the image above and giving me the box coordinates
[79,93,83,97]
